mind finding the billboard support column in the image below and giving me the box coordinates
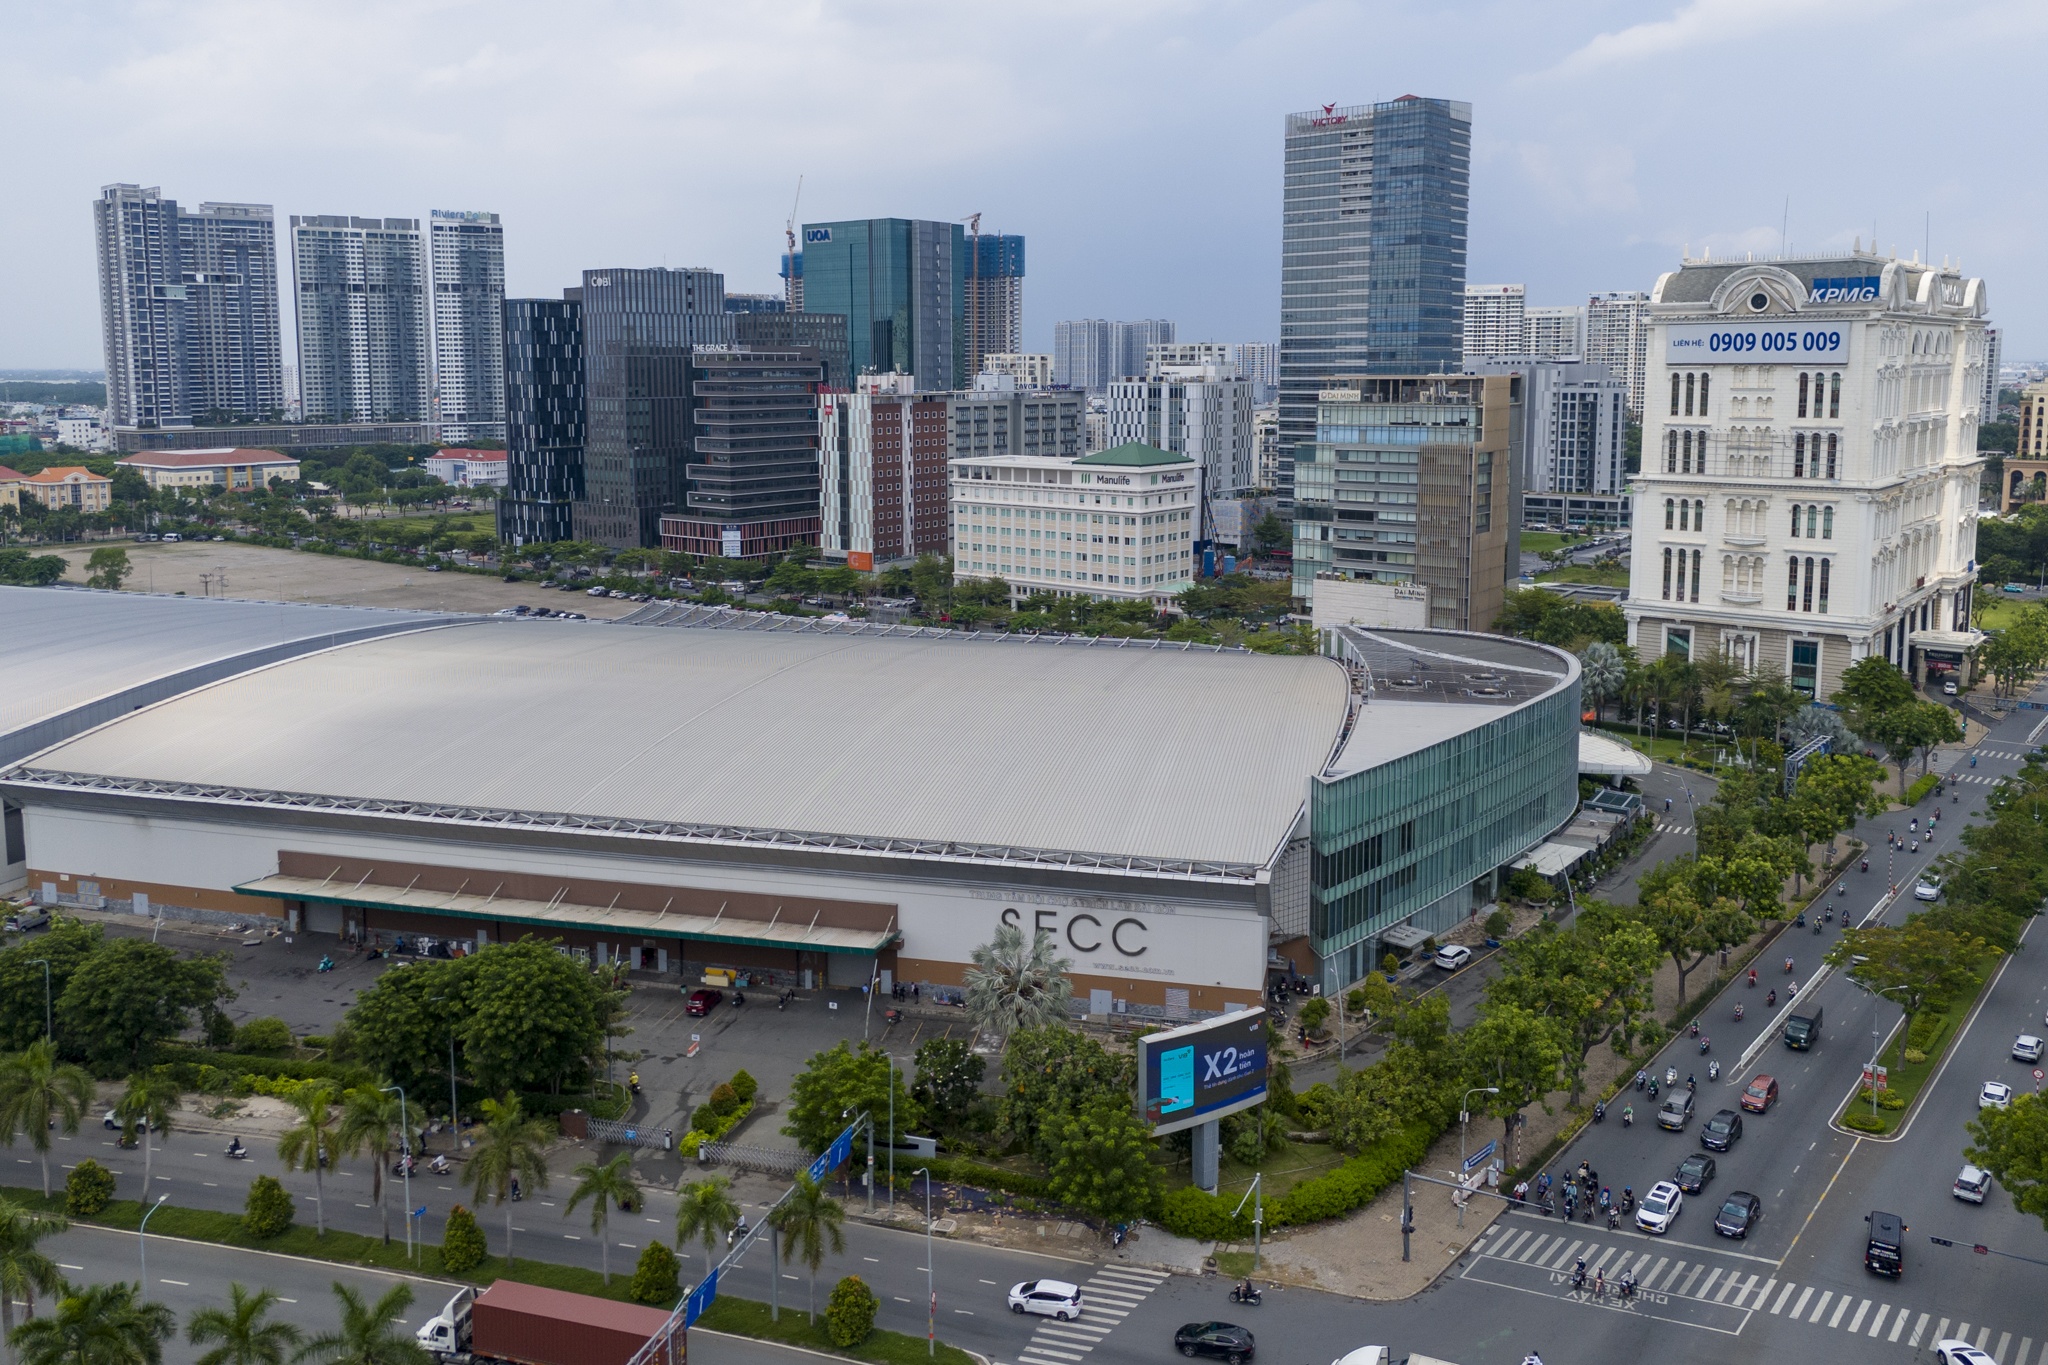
[1191,1120,1219,1194]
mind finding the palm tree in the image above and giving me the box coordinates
[769,1174,844,1322]
[460,1097,552,1266]
[0,1197,66,1365]
[14,1282,175,1365]
[564,1153,638,1285]
[276,1085,339,1237]
[291,1283,424,1365]
[0,1042,95,1198]
[1578,641,1628,724]
[962,923,1072,1038]
[673,1175,740,1259]
[335,1088,404,1245]
[114,1072,181,1205]
[186,1285,303,1365]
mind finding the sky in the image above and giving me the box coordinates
[6,0,2047,371]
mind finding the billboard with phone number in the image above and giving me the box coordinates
[1137,1008,1269,1136]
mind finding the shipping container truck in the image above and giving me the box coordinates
[417,1281,680,1365]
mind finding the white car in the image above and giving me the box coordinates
[1980,1080,2014,1110]
[1007,1280,1083,1320]
[1635,1180,1683,1234]
[2015,1035,2043,1063]
[1953,1164,1991,1203]
[1914,874,1943,902]
[1935,1342,2000,1365]
[1943,680,1959,696]
[1433,944,1473,971]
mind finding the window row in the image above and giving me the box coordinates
[1661,546,1702,602]
[1664,428,1709,473]
[1788,503,1833,539]
[1794,431,1838,478]
[1663,497,1706,531]
[1788,555,1831,614]
[1670,371,1712,417]
[1797,372,1842,419]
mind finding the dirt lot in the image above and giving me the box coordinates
[53,541,642,618]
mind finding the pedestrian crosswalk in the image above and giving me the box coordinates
[1940,771,1997,785]
[1007,1264,1170,1365]
[1473,1221,2037,1358]
[1654,822,1694,836]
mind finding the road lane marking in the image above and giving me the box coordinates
[278,1299,296,1304]
[1996,1331,2012,1360]
[1930,1318,1948,1347]
[981,1279,998,1286]
[864,1256,880,1262]
[1868,1305,1889,1337]
[1846,1299,1869,1332]
[1890,1312,1911,1343]
[58,1264,83,1271]
[1790,1287,1814,1318]
[1809,1291,1834,1323]
[1678,1264,1706,1295]
[893,1297,912,1304]
[2017,1337,2033,1365]
[1979,1328,1993,1350]
[161,1279,189,1286]
[1019,1349,1082,1362]
[1697,1268,1721,1299]
[1516,1234,1549,1263]
[1770,1283,1794,1314]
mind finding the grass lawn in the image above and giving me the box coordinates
[1158,1136,1346,1202]
[1976,596,2038,631]
[351,512,497,540]
[1536,563,1629,588]
[1832,959,1993,1135]
[1586,724,1748,770]
[1520,531,1582,556]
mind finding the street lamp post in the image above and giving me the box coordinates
[139,1193,169,1286]
[1456,1087,1500,1229]
[28,960,50,1039]
[912,1167,934,1358]
[383,1084,412,1260]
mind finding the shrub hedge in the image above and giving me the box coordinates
[66,1160,114,1216]
[1153,1120,1438,1238]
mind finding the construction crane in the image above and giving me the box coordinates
[961,212,982,379]
[784,177,804,311]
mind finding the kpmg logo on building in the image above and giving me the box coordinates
[804,228,833,244]
[1809,276,1881,304]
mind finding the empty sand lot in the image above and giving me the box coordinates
[51,540,642,618]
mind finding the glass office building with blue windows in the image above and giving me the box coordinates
[799,219,966,390]
[1305,627,1579,995]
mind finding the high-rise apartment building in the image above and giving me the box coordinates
[1524,306,1586,360]
[1054,319,1110,391]
[1148,342,1232,370]
[1981,325,2002,422]
[1292,374,1518,632]
[499,293,585,546]
[1253,404,1280,489]
[944,373,1087,464]
[817,373,951,569]
[430,210,506,442]
[1112,320,1175,384]
[982,353,1054,387]
[659,346,827,560]
[1279,98,1472,499]
[1233,342,1279,402]
[1107,361,1255,510]
[290,215,432,424]
[780,250,804,312]
[964,234,1025,378]
[1468,358,1627,508]
[1586,291,1651,416]
[1625,253,1988,697]
[800,218,964,388]
[573,267,729,549]
[1462,285,1526,365]
[724,292,786,314]
[95,184,284,429]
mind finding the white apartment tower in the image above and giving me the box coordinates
[431,210,507,441]
[1625,253,1989,698]
[1981,325,2002,422]
[1463,285,1526,365]
[290,215,432,423]
[1107,360,1256,509]
[1586,291,1651,416]
[1523,306,1586,360]
[981,353,1055,388]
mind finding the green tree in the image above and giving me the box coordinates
[276,1085,340,1236]
[564,1153,638,1284]
[1828,917,1992,1041]
[335,1087,404,1245]
[781,1042,917,1153]
[1627,862,1757,1002]
[113,1071,180,1204]
[770,1175,845,1322]
[1459,1004,1563,1165]
[438,1205,485,1272]
[242,1175,294,1239]
[1485,913,1659,1100]
[0,1196,66,1362]
[462,1096,553,1265]
[64,1161,113,1217]
[995,1028,1133,1161]
[628,1241,681,1308]
[1043,1100,1161,1225]
[1831,656,1916,738]
[83,547,132,591]
[0,1041,94,1198]
[293,1282,427,1365]
[0,551,66,587]
[825,1275,879,1349]
[54,939,233,1072]
[0,920,101,1053]
[1251,511,1290,556]
[962,924,1073,1039]
[185,1285,303,1365]
[909,1038,984,1132]
[1966,1093,2048,1229]
[673,1175,740,1258]
[14,1283,174,1365]
[1578,641,1629,722]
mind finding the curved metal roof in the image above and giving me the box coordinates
[22,623,1351,872]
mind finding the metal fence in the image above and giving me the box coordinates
[698,1141,811,1175]
[559,1111,672,1150]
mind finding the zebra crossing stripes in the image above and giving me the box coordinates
[1011,1265,1169,1365]
[1654,822,1694,835]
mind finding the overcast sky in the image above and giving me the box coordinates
[6,0,2045,371]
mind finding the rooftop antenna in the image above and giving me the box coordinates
[1781,196,1789,257]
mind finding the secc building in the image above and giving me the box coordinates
[1,590,1579,1009]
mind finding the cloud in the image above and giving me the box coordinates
[1501,140,1640,216]
[1536,0,1903,80]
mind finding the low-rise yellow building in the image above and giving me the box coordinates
[117,447,301,492]
[22,466,112,513]
[0,465,23,513]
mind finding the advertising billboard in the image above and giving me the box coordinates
[1664,322,1850,365]
[1137,1008,1269,1136]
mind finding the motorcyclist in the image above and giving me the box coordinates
[1735,1002,1744,1021]
[1767,988,1777,1007]
[226,1137,245,1157]
[1635,1069,1648,1090]
[1621,1104,1633,1127]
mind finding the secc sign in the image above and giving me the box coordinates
[1000,905,1147,957]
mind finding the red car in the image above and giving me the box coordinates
[1739,1074,1779,1113]
[685,988,724,1017]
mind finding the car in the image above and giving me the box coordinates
[1714,1191,1762,1238]
[1980,1080,2014,1110]
[2014,1035,2043,1063]
[1700,1108,1744,1151]
[684,988,723,1017]
[1953,1164,1992,1204]
[1942,679,1958,696]
[1739,1074,1779,1113]
[1635,1180,1684,1234]
[1432,944,1473,971]
[1674,1152,1717,1193]
[1656,1091,1694,1130]
[1007,1280,1083,1319]
[2004,582,2027,594]
[1915,873,1944,902]
[1174,1323,1254,1364]
[1936,1341,2001,1365]
[4,907,50,932]
[102,1110,152,1132]
[587,586,609,597]
[426,563,443,572]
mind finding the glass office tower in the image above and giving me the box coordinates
[499,294,585,546]
[1278,97,1470,499]
[798,219,964,389]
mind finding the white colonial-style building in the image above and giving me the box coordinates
[1625,252,1988,698]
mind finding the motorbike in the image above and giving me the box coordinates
[1229,1282,1263,1306]
[1111,1224,1128,1249]
[225,1141,250,1160]
[510,1179,522,1202]
[1734,1003,1744,1021]
[1665,1065,1678,1087]
[1593,1101,1605,1124]
[1647,1079,1659,1100]
[1620,1107,1634,1129]
[628,1072,641,1095]
[1814,920,1824,935]
[1707,1060,1721,1081]
[1748,968,1758,986]
[1634,1070,1647,1091]
[1570,1261,1588,1291]
[1618,1275,1638,1301]
[317,956,335,973]
[429,1154,450,1176]
[1767,989,1777,1007]
[1785,958,1795,974]
[393,1155,417,1177]
[1689,1020,1700,1038]
[1699,1036,1710,1054]
[733,992,745,1007]
[778,990,790,1011]
[1861,859,1869,872]
[1607,1206,1620,1231]
[1911,840,1920,852]
[1622,1187,1635,1213]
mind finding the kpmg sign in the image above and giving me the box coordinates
[1665,323,1850,365]
[1809,275,1882,304]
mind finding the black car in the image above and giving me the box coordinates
[1701,1108,1744,1152]
[1715,1191,1762,1239]
[1175,1323,1254,1364]
[1675,1152,1717,1193]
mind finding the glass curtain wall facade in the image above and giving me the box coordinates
[964,234,1025,376]
[682,347,826,529]
[800,219,965,389]
[1279,97,1470,499]
[1308,668,1578,995]
[499,295,585,546]
[733,310,850,390]
[572,267,730,549]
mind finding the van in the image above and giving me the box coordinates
[4,907,50,932]
[1865,1210,1905,1275]
[1784,1004,1822,1050]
